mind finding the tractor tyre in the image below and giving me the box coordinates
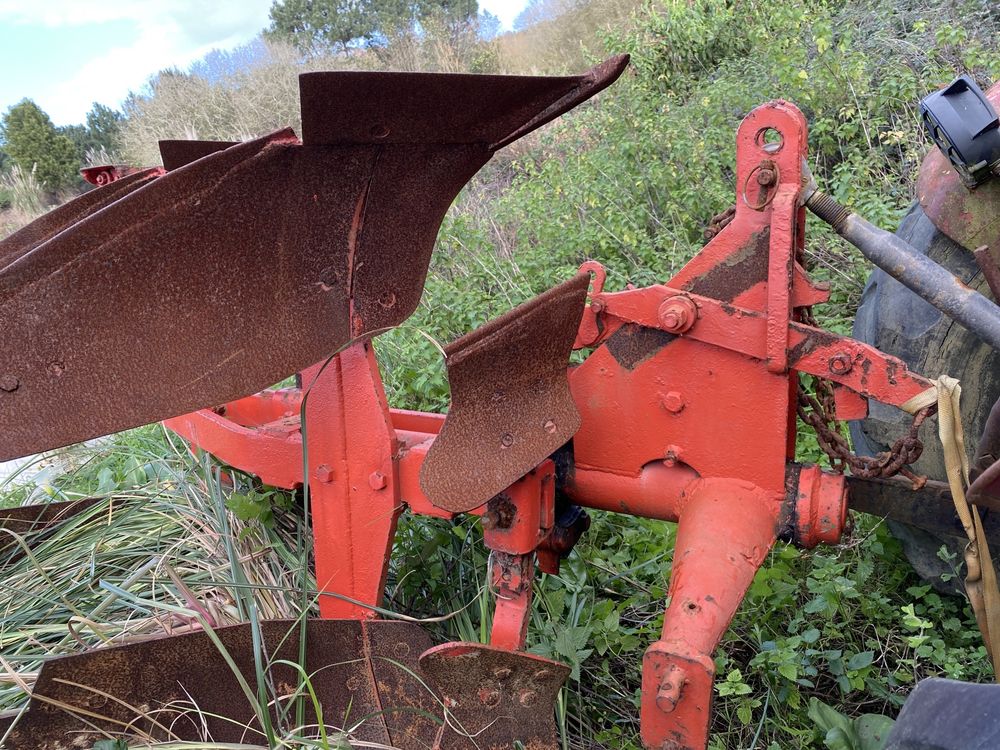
[850,201,1000,592]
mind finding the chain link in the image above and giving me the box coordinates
[797,309,935,484]
[703,205,736,241]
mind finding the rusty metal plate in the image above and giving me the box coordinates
[917,81,1000,256]
[419,641,570,750]
[0,168,161,271]
[0,498,100,535]
[2,619,439,748]
[0,59,627,463]
[299,54,628,149]
[159,139,238,171]
[420,273,590,512]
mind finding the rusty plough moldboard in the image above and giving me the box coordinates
[2,56,1000,750]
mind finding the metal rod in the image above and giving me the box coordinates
[802,179,1000,352]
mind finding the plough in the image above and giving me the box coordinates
[2,56,1000,749]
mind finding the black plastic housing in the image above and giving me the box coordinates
[920,75,1000,188]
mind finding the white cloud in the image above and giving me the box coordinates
[0,1,272,124]
[478,0,528,30]
[0,1,530,124]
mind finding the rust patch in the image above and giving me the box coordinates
[419,641,569,750]
[0,168,162,272]
[420,273,589,513]
[1,59,629,463]
[605,324,677,370]
[4,619,440,749]
[158,139,238,171]
[0,499,103,566]
[786,327,840,366]
[683,227,771,301]
[483,492,518,530]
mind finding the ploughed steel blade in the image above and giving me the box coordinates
[420,272,590,512]
[419,641,570,749]
[0,55,628,463]
[159,139,238,171]
[0,619,442,748]
[0,168,162,271]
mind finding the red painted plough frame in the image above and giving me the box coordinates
[167,100,932,749]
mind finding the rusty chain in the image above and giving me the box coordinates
[796,307,936,484]
[703,205,736,241]
[797,375,936,483]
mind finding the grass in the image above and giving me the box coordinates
[3,0,1000,747]
[0,388,989,749]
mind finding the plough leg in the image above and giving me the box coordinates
[304,342,401,619]
[641,479,779,749]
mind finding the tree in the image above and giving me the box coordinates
[85,103,124,155]
[56,104,124,165]
[1,100,80,190]
[266,0,476,54]
[58,123,90,162]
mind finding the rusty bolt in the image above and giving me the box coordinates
[315,464,334,483]
[828,353,853,376]
[500,432,515,448]
[0,375,19,393]
[369,471,387,490]
[657,296,698,334]
[590,299,606,314]
[661,391,684,414]
[756,167,776,186]
[663,445,682,468]
[478,687,502,707]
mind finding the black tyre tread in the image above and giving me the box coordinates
[850,202,1000,589]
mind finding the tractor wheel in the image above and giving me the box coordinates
[850,201,1000,592]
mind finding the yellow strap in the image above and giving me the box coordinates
[905,377,1000,679]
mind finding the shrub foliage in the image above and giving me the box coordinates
[0,99,79,190]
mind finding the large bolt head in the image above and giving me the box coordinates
[657,296,698,334]
[661,391,685,414]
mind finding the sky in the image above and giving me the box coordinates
[0,0,530,127]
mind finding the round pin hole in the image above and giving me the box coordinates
[755,127,783,153]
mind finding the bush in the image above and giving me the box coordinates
[0,99,80,190]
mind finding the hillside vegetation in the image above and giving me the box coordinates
[2,1,1000,748]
